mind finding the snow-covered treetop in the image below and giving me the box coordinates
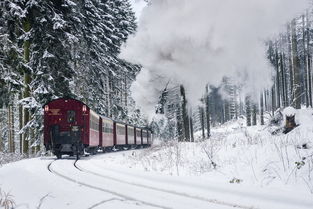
[283,106,296,116]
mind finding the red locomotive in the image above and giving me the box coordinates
[44,98,152,159]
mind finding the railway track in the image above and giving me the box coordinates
[47,159,171,209]
[47,158,257,209]
[74,160,257,209]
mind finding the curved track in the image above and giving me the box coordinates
[47,159,171,209]
[47,158,257,209]
[74,160,256,209]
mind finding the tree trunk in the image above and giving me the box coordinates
[287,23,294,105]
[0,110,3,152]
[264,90,268,112]
[31,129,35,155]
[271,85,276,116]
[205,85,210,138]
[275,44,281,108]
[12,105,15,153]
[280,52,287,107]
[189,109,194,142]
[252,103,257,126]
[303,15,310,108]
[246,95,251,127]
[199,106,205,139]
[260,92,264,125]
[176,105,183,142]
[8,105,12,152]
[180,85,189,142]
[8,105,15,153]
[19,93,23,154]
[306,10,312,107]
[22,17,32,155]
[291,19,301,109]
[0,133,2,152]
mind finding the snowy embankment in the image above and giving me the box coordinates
[116,109,313,194]
[0,108,312,209]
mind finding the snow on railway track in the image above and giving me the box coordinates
[2,151,312,209]
[47,159,169,209]
[47,158,242,209]
[74,159,255,209]
[76,152,313,209]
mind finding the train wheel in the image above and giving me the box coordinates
[76,144,80,160]
[56,153,62,159]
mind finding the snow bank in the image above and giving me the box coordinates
[111,108,313,194]
[0,152,25,167]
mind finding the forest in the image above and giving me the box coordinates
[0,0,146,156]
[0,0,313,156]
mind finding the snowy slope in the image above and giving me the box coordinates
[0,150,312,209]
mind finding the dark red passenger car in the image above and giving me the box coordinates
[44,98,152,159]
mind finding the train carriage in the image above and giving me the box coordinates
[101,116,114,148]
[126,125,135,147]
[135,127,142,146]
[89,110,100,147]
[114,122,126,146]
[147,130,152,145]
[142,129,148,145]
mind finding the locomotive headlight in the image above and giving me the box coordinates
[44,105,49,112]
[82,105,87,113]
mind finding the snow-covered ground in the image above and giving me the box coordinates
[0,108,313,209]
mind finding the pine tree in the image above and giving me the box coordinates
[0,0,140,154]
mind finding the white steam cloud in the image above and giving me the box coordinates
[121,0,308,116]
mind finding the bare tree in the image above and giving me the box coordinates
[260,92,265,125]
[180,85,190,142]
[291,19,301,109]
[205,85,211,137]
[199,106,205,139]
[189,108,194,142]
[8,105,14,153]
[306,10,312,107]
[252,103,257,126]
[275,43,281,108]
[245,95,251,127]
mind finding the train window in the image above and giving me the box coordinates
[103,123,113,133]
[67,111,76,123]
[128,127,134,136]
[117,125,125,135]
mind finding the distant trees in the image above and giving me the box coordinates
[268,8,313,113]
[153,4,313,141]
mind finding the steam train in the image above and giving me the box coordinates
[43,98,152,159]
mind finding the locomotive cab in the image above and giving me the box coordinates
[44,99,88,159]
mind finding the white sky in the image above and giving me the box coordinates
[130,0,147,20]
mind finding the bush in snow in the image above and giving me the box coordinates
[0,188,15,209]
[0,152,26,167]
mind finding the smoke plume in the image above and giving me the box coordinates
[121,0,308,117]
